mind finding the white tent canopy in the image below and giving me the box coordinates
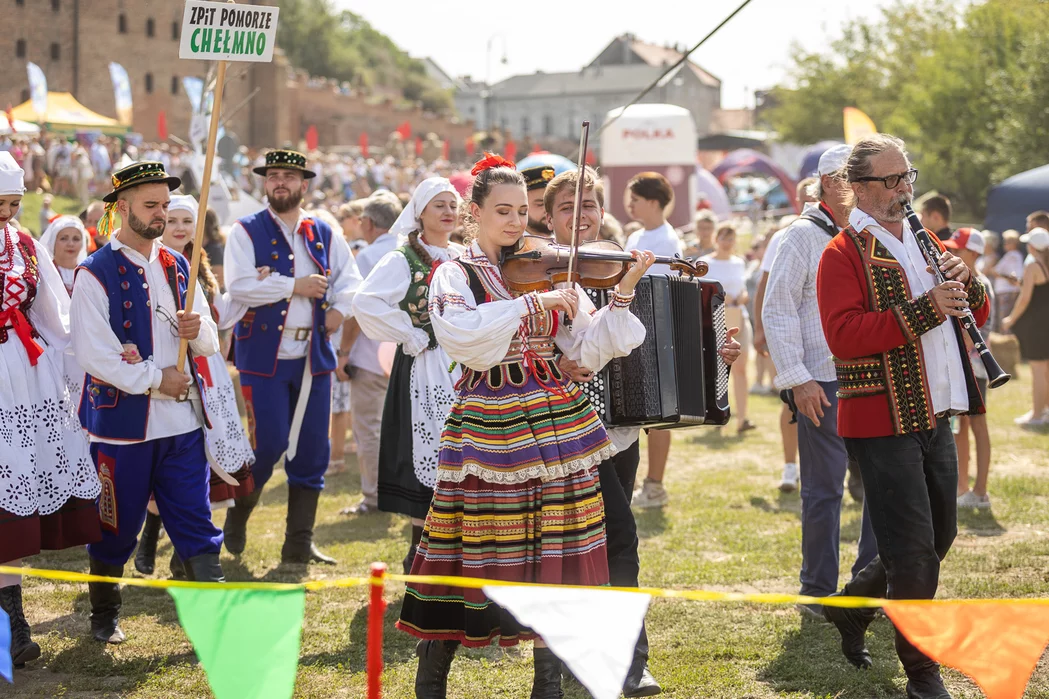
[0,120,42,136]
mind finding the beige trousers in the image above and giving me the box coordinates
[349,368,389,506]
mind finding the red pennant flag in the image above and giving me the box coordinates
[504,140,517,163]
[305,124,319,151]
[441,139,450,161]
[157,111,168,141]
[585,148,596,166]
[359,132,369,158]
[396,120,412,140]
[415,136,423,157]
[885,600,1049,699]
[465,138,476,157]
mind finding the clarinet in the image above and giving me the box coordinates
[902,203,1011,388]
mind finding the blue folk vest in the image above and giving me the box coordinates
[76,244,208,442]
[232,210,336,377]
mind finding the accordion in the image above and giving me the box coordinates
[578,275,730,428]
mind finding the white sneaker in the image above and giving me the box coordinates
[632,480,669,509]
[749,383,768,395]
[957,490,991,509]
[1015,409,1049,425]
[779,463,799,493]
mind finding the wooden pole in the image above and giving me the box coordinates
[176,58,227,373]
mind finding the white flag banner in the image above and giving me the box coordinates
[483,585,651,699]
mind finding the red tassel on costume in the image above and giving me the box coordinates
[425,260,442,286]
[0,308,43,365]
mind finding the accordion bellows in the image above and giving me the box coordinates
[579,275,730,429]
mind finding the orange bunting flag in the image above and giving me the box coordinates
[884,600,1049,699]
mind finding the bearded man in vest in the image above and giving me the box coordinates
[223,149,362,565]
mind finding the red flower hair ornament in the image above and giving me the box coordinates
[470,152,515,176]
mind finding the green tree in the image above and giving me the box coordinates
[274,0,451,113]
[766,0,1049,216]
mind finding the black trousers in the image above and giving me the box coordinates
[597,440,648,671]
[843,421,958,677]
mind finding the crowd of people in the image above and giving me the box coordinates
[0,123,1046,699]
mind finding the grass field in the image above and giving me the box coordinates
[9,360,1049,698]
[16,192,84,238]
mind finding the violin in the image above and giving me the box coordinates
[499,234,708,293]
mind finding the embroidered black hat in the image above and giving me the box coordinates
[102,161,181,203]
[519,165,557,192]
[253,149,317,179]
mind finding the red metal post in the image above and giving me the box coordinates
[367,562,388,699]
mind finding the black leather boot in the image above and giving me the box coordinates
[404,524,424,574]
[88,558,125,644]
[223,489,262,555]
[134,511,162,575]
[531,647,564,699]
[822,592,876,669]
[281,486,336,565]
[414,639,459,698]
[0,584,41,667]
[169,551,187,580]
[623,623,661,696]
[184,553,226,583]
[897,622,950,698]
[823,558,886,670]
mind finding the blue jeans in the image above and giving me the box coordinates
[843,420,958,675]
[796,381,878,596]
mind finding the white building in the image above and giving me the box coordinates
[454,35,722,149]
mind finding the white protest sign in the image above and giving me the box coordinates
[179,1,279,63]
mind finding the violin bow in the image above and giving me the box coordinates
[565,121,591,286]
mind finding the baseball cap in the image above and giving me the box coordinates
[943,227,985,255]
[1020,227,1049,251]
[817,144,852,177]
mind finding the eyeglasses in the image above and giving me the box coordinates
[156,305,179,338]
[853,168,918,189]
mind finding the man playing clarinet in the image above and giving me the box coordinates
[816,134,989,699]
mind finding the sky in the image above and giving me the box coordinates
[333,0,900,109]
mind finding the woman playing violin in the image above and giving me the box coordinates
[396,154,653,699]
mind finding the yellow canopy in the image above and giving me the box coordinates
[11,92,129,136]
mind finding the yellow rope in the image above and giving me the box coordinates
[5,564,1048,609]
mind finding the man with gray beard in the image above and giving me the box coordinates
[816,135,989,699]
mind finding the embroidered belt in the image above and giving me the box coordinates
[502,337,557,363]
[457,356,564,392]
[835,357,888,398]
[0,307,43,365]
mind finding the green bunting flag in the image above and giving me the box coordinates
[168,587,305,699]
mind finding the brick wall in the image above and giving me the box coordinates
[1,0,472,152]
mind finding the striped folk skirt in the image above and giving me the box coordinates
[396,358,613,647]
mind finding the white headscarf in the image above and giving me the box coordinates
[388,177,460,240]
[40,215,89,267]
[0,152,25,196]
[168,194,199,221]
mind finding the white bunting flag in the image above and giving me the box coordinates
[483,585,652,699]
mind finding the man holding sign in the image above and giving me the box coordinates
[223,150,361,565]
[71,162,225,644]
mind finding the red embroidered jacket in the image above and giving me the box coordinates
[816,225,989,439]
